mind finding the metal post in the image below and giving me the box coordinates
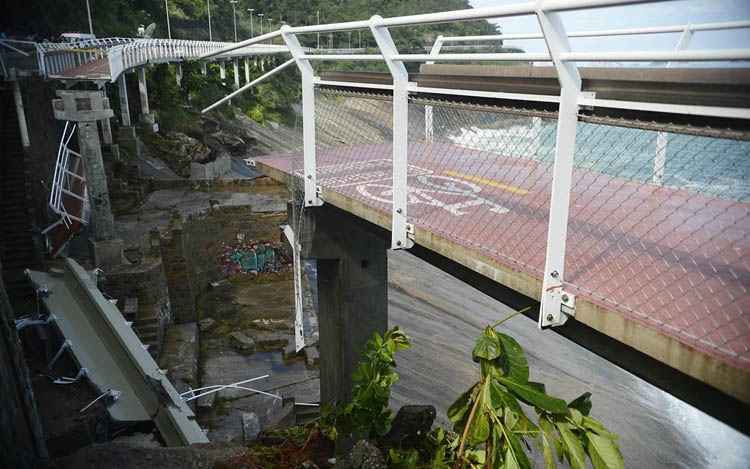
[207,0,212,41]
[230,0,238,42]
[165,0,172,40]
[85,0,94,36]
[281,25,322,207]
[653,132,667,185]
[653,25,693,185]
[537,8,581,327]
[424,36,443,143]
[244,57,250,83]
[316,11,320,49]
[531,116,542,158]
[248,9,255,38]
[233,58,240,90]
[370,16,413,250]
[10,70,30,147]
[117,73,131,126]
[137,67,150,116]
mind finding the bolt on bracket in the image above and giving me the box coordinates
[540,287,576,327]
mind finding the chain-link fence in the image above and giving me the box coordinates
[305,89,749,370]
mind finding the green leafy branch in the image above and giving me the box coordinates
[446,308,623,469]
[321,326,411,441]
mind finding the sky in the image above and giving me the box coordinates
[468,0,750,58]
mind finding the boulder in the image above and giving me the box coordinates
[229,331,255,354]
[381,405,436,448]
[241,412,261,442]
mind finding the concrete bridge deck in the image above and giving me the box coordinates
[256,141,750,403]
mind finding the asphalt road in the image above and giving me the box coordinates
[387,250,750,468]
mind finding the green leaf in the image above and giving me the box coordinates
[503,446,522,469]
[489,382,539,434]
[503,430,532,469]
[568,392,593,416]
[582,416,619,440]
[537,419,557,469]
[569,408,584,426]
[473,327,502,362]
[447,384,475,425]
[467,412,491,445]
[587,433,624,469]
[497,333,529,383]
[496,377,568,414]
[556,422,587,469]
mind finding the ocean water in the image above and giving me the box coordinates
[444,118,750,202]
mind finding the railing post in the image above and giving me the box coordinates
[370,15,413,250]
[424,35,443,143]
[281,25,323,207]
[536,7,581,327]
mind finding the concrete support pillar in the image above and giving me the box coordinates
[176,63,183,86]
[10,70,30,148]
[200,62,207,75]
[233,59,240,90]
[244,58,250,84]
[52,91,121,269]
[219,61,226,85]
[297,203,389,405]
[117,74,131,127]
[77,120,115,241]
[137,68,150,116]
[99,112,113,145]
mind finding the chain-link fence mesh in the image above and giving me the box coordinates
[295,90,749,370]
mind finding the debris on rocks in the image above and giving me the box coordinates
[219,240,290,276]
[198,318,216,332]
[229,331,256,354]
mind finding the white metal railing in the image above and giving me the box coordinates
[44,122,89,233]
[25,37,289,81]
[206,0,750,330]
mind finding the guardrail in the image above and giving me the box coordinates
[203,0,750,332]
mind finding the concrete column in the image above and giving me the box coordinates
[99,114,113,145]
[10,71,30,148]
[297,203,389,405]
[77,121,115,241]
[219,61,226,85]
[52,91,122,268]
[233,59,240,90]
[244,58,250,84]
[200,62,207,75]
[176,63,183,86]
[137,68,150,116]
[117,74,131,127]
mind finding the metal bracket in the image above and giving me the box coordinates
[48,339,72,370]
[406,223,415,240]
[244,157,256,167]
[541,286,576,327]
[578,91,596,110]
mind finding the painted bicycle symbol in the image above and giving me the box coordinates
[356,174,509,216]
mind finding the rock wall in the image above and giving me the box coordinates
[0,260,48,467]
[157,205,287,324]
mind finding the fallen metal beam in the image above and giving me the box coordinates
[27,259,208,446]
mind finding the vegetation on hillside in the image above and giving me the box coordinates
[4,0,499,47]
